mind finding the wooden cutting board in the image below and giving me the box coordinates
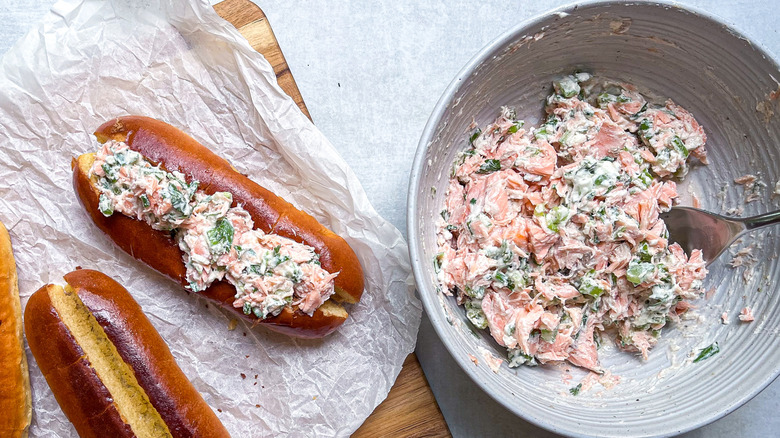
[212,1,450,436]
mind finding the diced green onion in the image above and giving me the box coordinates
[693,342,719,363]
[98,194,114,217]
[626,261,655,285]
[671,135,689,158]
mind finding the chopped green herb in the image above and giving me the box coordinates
[569,383,582,396]
[494,271,515,291]
[597,92,615,108]
[507,121,525,134]
[247,264,264,276]
[693,342,719,363]
[207,217,235,255]
[637,168,653,187]
[671,135,689,158]
[477,159,501,174]
[638,119,653,139]
[433,253,444,273]
[469,129,482,145]
[139,194,150,208]
[638,241,653,262]
[470,198,477,205]
[98,194,114,217]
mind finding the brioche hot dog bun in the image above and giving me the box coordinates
[73,116,364,338]
[0,221,31,438]
[24,269,230,438]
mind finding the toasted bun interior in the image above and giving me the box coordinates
[47,283,172,438]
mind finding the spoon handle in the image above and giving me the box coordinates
[742,209,780,230]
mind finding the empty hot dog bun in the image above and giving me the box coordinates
[73,116,364,338]
[24,269,230,438]
[0,221,31,438]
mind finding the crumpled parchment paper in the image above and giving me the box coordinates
[0,0,422,436]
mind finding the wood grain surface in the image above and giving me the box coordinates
[212,0,450,436]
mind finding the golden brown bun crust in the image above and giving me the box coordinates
[25,270,231,438]
[0,221,31,438]
[95,115,364,303]
[24,284,135,438]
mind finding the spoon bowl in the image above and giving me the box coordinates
[661,207,780,266]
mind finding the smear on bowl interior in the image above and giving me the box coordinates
[435,73,708,373]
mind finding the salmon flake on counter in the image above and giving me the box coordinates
[435,73,709,372]
[90,140,337,319]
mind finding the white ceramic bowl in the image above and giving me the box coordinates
[408,1,780,437]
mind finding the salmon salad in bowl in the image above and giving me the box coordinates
[434,73,709,372]
[409,2,780,436]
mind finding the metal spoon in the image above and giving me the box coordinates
[660,207,780,266]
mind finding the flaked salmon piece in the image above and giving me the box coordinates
[482,293,514,347]
[639,148,656,163]
[483,172,512,223]
[505,170,529,198]
[517,140,557,177]
[618,99,645,115]
[455,153,486,181]
[667,100,707,153]
[513,303,545,354]
[606,243,632,273]
[445,179,467,225]
[540,312,561,330]
[653,109,672,126]
[587,121,629,159]
[568,317,601,372]
[504,216,530,252]
[673,300,693,315]
[739,307,754,322]
[618,150,640,175]
[535,277,580,301]
[536,329,575,362]
[593,223,614,243]
[656,181,678,209]
[527,220,559,259]
[551,237,596,271]
[465,178,488,210]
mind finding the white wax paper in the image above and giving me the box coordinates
[0,0,421,436]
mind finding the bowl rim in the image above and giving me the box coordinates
[406,1,780,436]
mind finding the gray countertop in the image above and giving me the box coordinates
[2,0,778,436]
